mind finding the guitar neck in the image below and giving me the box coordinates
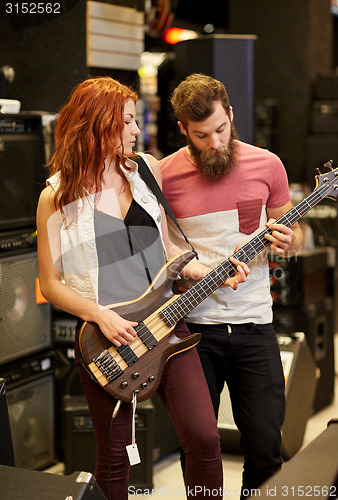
[160,180,331,327]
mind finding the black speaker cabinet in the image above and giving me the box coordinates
[0,251,52,364]
[1,351,56,470]
[0,378,15,467]
[269,248,330,307]
[218,332,317,460]
[279,333,317,460]
[62,395,154,491]
[306,135,338,188]
[174,35,257,144]
[311,100,338,134]
[0,466,107,500]
[273,298,335,413]
[0,113,46,231]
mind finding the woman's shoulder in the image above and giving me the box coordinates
[46,171,61,190]
[38,184,56,209]
[140,152,161,176]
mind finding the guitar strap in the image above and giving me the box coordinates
[134,155,199,259]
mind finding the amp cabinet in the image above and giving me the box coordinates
[0,251,52,364]
[0,351,55,470]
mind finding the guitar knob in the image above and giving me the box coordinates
[141,382,148,389]
[149,376,155,382]
[132,372,140,379]
[121,381,128,388]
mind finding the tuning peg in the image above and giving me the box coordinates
[315,168,321,175]
[324,160,334,170]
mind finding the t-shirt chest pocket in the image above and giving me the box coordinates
[236,199,263,235]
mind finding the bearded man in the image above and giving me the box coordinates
[160,73,303,499]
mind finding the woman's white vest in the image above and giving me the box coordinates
[47,154,166,303]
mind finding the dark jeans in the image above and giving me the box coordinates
[75,319,223,500]
[187,322,286,497]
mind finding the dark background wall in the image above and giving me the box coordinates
[0,1,87,112]
[228,0,333,183]
[0,0,336,183]
[0,0,138,113]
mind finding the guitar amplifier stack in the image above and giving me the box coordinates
[0,113,55,470]
[270,248,335,412]
[306,71,338,187]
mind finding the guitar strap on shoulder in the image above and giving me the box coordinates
[134,155,199,259]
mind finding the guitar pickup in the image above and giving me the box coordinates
[136,322,158,350]
[93,349,124,382]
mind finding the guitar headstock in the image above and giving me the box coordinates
[315,160,338,201]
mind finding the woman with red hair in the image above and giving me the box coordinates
[36,76,248,499]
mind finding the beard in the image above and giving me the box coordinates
[187,125,239,181]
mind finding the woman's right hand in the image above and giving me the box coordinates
[94,308,138,347]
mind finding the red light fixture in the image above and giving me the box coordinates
[163,27,197,44]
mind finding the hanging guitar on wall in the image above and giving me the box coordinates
[79,161,338,403]
[144,0,176,38]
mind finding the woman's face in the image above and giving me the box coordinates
[116,99,140,156]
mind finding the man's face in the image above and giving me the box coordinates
[180,101,238,181]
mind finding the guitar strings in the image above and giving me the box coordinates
[107,173,338,366]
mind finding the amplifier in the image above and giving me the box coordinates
[273,298,335,412]
[53,313,77,344]
[0,350,55,470]
[305,135,338,188]
[0,251,52,364]
[269,248,330,306]
[218,333,317,460]
[0,378,15,467]
[62,395,154,490]
[311,100,338,134]
[255,98,279,127]
[0,113,46,231]
[0,227,37,255]
[0,466,107,500]
[278,333,317,460]
[255,126,279,153]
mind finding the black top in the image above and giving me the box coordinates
[94,199,165,306]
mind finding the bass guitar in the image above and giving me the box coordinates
[79,162,338,402]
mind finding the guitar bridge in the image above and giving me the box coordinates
[93,349,124,382]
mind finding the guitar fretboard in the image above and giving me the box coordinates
[160,173,337,327]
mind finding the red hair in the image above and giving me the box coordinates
[48,76,138,213]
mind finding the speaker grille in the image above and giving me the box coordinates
[0,252,52,364]
[6,374,55,470]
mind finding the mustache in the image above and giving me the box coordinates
[188,128,239,181]
[201,145,230,162]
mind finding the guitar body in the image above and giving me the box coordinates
[79,251,201,402]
